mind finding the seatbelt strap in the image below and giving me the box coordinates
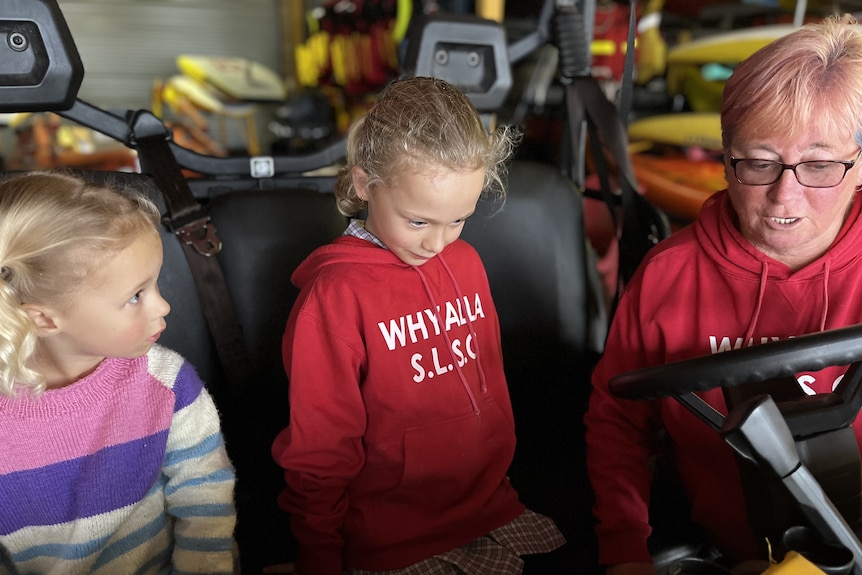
[618,0,637,131]
[566,77,668,289]
[557,0,669,314]
[131,110,251,393]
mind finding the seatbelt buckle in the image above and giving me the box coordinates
[171,215,223,256]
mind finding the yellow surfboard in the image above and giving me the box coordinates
[667,24,795,65]
[629,112,722,151]
[176,55,287,102]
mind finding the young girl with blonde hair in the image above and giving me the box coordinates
[0,171,237,574]
[273,76,565,575]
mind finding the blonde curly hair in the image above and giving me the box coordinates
[0,171,160,396]
[334,76,520,217]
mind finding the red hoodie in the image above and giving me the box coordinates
[585,189,862,565]
[272,235,525,574]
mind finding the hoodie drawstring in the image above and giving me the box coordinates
[412,256,486,414]
[744,261,769,344]
[744,259,832,342]
[438,255,488,394]
[820,259,830,332]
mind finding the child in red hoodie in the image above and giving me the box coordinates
[272,76,565,574]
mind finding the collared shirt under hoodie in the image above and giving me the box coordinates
[585,189,862,566]
[273,232,527,575]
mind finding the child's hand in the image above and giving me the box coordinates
[262,563,296,574]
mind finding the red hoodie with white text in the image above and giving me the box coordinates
[272,236,525,574]
[585,189,862,565]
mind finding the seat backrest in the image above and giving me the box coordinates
[78,159,603,572]
[462,161,603,570]
[462,160,605,359]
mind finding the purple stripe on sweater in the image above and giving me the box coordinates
[173,361,204,413]
[0,430,169,535]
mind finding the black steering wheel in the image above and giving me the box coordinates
[610,324,862,398]
[609,324,862,436]
[609,324,862,573]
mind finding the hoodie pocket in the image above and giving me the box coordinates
[396,398,514,516]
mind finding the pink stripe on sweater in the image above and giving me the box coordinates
[0,356,175,473]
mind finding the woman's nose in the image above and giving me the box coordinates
[770,168,804,200]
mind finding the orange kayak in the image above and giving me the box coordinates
[632,153,727,227]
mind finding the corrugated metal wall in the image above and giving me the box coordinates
[57,0,283,112]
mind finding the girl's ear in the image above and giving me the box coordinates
[21,304,60,336]
[352,167,370,201]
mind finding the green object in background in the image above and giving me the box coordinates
[701,62,733,82]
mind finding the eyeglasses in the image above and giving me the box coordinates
[729,149,862,188]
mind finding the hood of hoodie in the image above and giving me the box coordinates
[291,235,410,289]
[694,189,862,338]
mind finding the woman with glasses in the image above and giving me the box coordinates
[585,14,862,575]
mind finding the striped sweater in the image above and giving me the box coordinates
[0,344,236,575]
